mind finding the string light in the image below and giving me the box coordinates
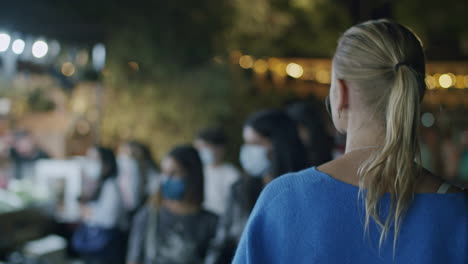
[12,39,25,55]
[425,75,437,90]
[32,40,48,58]
[61,62,75,76]
[272,62,287,77]
[316,70,330,84]
[286,63,303,78]
[253,59,268,74]
[0,33,11,52]
[235,55,468,89]
[455,75,465,89]
[439,74,452,88]
[239,55,254,69]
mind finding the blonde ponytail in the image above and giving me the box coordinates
[358,64,422,249]
[333,20,426,250]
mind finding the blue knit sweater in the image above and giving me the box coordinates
[233,167,468,263]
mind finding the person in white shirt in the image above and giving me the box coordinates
[76,146,127,264]
[117,141,160,216]
[194,127,240,216]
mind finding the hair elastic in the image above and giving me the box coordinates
[394,62,408,72]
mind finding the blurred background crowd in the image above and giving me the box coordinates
[0,0,467,263]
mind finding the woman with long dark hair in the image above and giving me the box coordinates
[127,145,218,264]
[73,146,126,264]
[117,141,160,216]
[205,109,309,264]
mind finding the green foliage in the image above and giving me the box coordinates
[26,89,56,112]
[225,0,351,57]
[394,0,468,59]
[99,0,351,160]
[100,63,285,160]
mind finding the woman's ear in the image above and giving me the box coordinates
[338,79,349,111]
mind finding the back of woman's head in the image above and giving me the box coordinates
[245,109,309,178]
[167,145,204,206]
[333,19,426,248]
[286,102,333,166]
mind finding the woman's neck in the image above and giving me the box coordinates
[344,122,385,154]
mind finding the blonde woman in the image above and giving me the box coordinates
[233,20,467,263]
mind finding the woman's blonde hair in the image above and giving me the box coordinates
[333,20,426,250]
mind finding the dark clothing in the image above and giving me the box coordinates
[10,148,49,179]
[127,205,218,264]
[205,177,263,264]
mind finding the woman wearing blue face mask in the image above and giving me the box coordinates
[127,145,218,264]
[205,109,309,264]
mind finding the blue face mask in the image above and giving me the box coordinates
[239,144,271,178]
[161,178,186,201]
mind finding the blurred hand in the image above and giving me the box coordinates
[80,204,92,220]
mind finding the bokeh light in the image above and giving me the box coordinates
[32,40,48,58]
[421,112,435,127]
[425,75,437,90]
[76,50,89,66]
[128,61,140,72]
[0,33,11,52]
[286,63,304,78]
[92,43,106,71]
[439,74,453,88]
[253,59,268,74]
[316,70,331,84]
[455,75,465,89]
[12,39,25,55]
[61,62,76,76]
[239,55,254,69]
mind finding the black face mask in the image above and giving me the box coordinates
[325,96,332,118]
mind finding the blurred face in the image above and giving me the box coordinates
[194,139,224,165]
[160,156,188,201]
[161,156,186,180]
[15,136,35,156]
[240,126,273,178]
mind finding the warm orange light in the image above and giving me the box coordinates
[61,62,75,77]
[128,61,140,72]
[239,55,254,69]
[316,70,330,84]
[439,74,453,88]
[425,75,437,90]
[77,50,89,66]
[286,63,304,78]
[455,75,464,89]
[254,59,268,74]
